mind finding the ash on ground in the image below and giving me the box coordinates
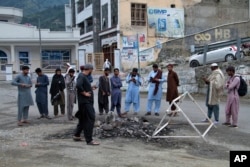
[94,116,174,140]
[45,115,174,142]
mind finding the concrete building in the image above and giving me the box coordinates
[0,6,80,80]
[71,0,184,71]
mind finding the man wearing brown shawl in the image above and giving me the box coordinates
[145,64,166,116]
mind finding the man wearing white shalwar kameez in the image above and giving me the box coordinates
[145,64,166,116]
[122,68,142,115]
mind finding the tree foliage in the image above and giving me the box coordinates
[0,0,68,31]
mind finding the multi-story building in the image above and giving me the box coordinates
[71,0,184,70]
[0,6,80,80]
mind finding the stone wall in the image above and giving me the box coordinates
[195,58,250,97]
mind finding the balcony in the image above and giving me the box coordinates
[0,7,23,23]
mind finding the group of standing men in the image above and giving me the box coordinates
[96,63,180,118]
[10,60,241,146]
[11,63,78,126]
[202,63,241,128]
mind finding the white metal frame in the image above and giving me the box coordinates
[147,91,216,142]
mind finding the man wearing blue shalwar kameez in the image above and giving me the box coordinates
[35,68,51,119]
[122,68,142,116]
[110,68,124,118]
[145,64,166,116]
[12,66,34,126]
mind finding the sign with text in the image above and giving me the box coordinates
[230,151,250,167]
[122,35,137,49]
[147,8,184,38]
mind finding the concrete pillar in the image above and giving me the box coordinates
[93,0,101,52]
[10,45,15,63]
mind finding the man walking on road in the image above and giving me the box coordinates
[74,64,99,145]
[223,66,240,128]
[12,65,34,126]
[35,68,51,119]
[166,64,180,116]
[98,68,111,115]
[202,63,225,124]
[145,64,166,116]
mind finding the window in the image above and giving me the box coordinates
[131,3,146,26]
[111,0,118,27]
[85,0,92,7]
[102,4,108,30]
[0,50,7,71]
[41,50,71,70]
[77,0,84,13]
[86,17,93,33]
[19,52,29,70]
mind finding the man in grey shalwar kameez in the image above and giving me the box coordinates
[65,69,76,120]
[12,66,34,126]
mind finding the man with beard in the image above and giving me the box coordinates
[50,68,66,117]
[98,68,111,115]
[145,64,166,116]
[166,64,180,116]
[73,64,99,145]
[12,66,34,126]
[202,63,225,124]
[122,68,142,116]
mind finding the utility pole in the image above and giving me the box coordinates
[38,17,42,58]
[136,33,141,74]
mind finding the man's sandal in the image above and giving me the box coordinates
[87,141,100,145]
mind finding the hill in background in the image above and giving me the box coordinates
[0,0,69,31]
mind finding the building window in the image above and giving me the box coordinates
[19,52,29,70]
[41,50,71,70]
[0,50,7,71]
[77,0,84,13]
[131,3,146,26]
[86,17,93,33]
[102,3,108,30]
[85,0,92,7]
[111,0,118,27]
[79,21,85,35]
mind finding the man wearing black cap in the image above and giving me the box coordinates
[12,65,34,126]
[50,68,66,117]
[74,64,99,145]
[35,68,51,119]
